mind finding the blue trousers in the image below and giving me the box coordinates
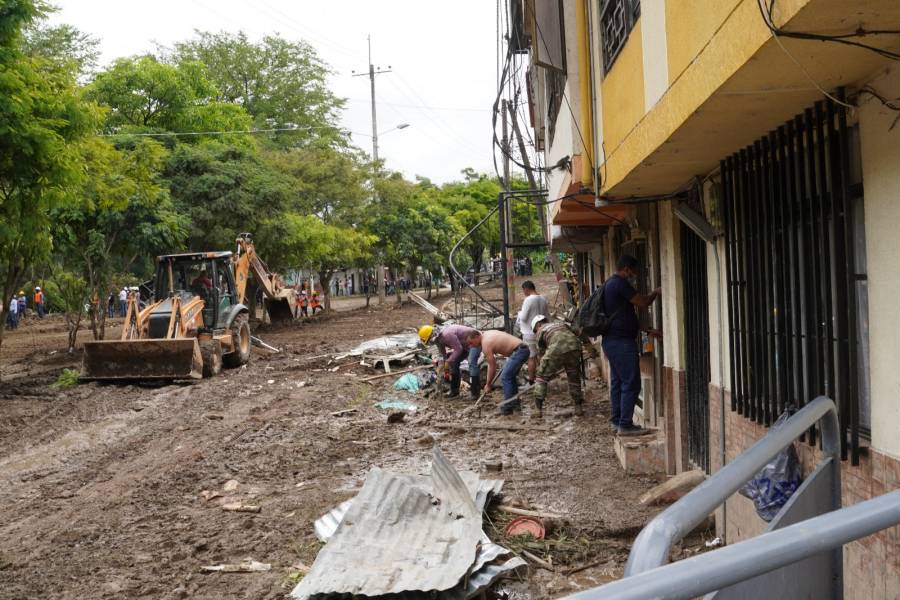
[500,344,530,399]
[602,337,641,427]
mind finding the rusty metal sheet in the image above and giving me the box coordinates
[292,448,487,598]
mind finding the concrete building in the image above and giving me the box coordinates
[519,0,900,595]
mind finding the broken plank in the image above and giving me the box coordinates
[497,505,565,520]
[432,422,551,432]
[521,550,555,572]
[359,364,432,382]
[330,408,358,417]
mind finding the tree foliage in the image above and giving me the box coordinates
[0,0,98,349]
[172,31,344,147]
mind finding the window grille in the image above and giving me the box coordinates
[720,92,867,465]
[599,0,640,74]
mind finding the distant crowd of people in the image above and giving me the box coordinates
[6,287,45,330]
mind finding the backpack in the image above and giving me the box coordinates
[577,280,624,337]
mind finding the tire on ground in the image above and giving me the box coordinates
[200,340,223,378]
[223,313,251,368]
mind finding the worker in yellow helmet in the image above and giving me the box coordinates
[419,323,480,399]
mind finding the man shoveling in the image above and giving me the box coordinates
[465,329,531,415]
[531,315,584,419]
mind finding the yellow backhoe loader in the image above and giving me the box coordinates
[81,233,295,380]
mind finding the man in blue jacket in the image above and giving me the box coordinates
[602,255,661,436]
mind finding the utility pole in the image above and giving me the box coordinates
[354,36,391,305]
[507,101,570,305]
[499,99,516,329]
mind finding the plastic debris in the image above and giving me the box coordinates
[201,559,271,573]
[393,373,421,392]
[505,516,546,539]
[374,398,418,411]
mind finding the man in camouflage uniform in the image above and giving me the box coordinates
[531,315,583,419]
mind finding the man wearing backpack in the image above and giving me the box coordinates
[602,255,661,436]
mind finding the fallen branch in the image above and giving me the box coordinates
[564,560,604,576]
[432,422,551,433]
[330,408,358,417]
[497,505,565,520]
[360,364,432,383]
[521,550,555,572]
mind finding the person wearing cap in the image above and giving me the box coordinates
[33,286,44,318]
[418,324,480,399]
[531,315,584,419]
[465,329,531,414]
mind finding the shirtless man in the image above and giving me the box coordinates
[466,329,531,414]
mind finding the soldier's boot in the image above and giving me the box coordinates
[531,397,544,420]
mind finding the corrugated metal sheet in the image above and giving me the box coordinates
[292,448,484,598]
[313,473,503,543]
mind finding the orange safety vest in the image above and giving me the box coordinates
[310,296,321,309]
[34,291,43,304]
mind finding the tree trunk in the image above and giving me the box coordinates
[0,261,24,357]
[66,313,81,354]
[319,270,332,313]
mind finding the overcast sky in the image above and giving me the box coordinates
[48,1,499,184]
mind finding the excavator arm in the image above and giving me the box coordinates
[234,233,295,321]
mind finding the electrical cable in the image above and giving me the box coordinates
[758,0,900,62]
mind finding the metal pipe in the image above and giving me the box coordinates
[498,193,511,332]
[624,396,840,575]
[564,488,900,600]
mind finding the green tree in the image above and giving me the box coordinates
[0,0,98,352]
[278,214,373,313]
[47,269,87,353]
[23,22,99,78]
[163,140,293,251]
[88,55,252,138]
[53,138,187,340]
[172,31,344,147]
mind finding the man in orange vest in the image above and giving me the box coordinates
[33,287,45,319]
[310,291,322,315]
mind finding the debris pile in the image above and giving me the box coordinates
[291,447,526,600]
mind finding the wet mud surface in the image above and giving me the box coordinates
[0,288,683,599]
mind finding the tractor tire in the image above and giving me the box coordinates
[200,340,223,378]
[223,313,251,368]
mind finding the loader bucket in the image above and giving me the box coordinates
[265,296,294,322]
[81,338,203,381]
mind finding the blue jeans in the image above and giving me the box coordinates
[36,303,44,318]
[500,344,530,399]
[602,337,641,427]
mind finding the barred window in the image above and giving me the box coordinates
[720,93,868,465]
[599,0,640,74]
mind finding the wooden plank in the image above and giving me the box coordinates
[359,364,432,382]
[432,422,551,432]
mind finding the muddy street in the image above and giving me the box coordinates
[0,291,667,600]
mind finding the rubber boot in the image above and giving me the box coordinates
[469,376,481,400]
[448,370,461,398]
[574,402,585,417]
[531,398,544,420]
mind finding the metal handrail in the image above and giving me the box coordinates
[625,395,840,575]
[447,203,505,325]
[564,488,900,600]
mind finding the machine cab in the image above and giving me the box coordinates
[153,251,238,333]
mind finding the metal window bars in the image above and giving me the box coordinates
[599,0,641,73]
[720,90,862,464]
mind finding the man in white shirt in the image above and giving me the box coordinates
[516,280,549,380]
[7,296,18,330]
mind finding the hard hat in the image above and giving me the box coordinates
[18,291,23,295]
[35,286,40,291]
[418,325,434,345]
[531,314,547,331]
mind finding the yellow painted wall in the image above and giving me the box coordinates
[665,0,742,87]
[600,20,645,159]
